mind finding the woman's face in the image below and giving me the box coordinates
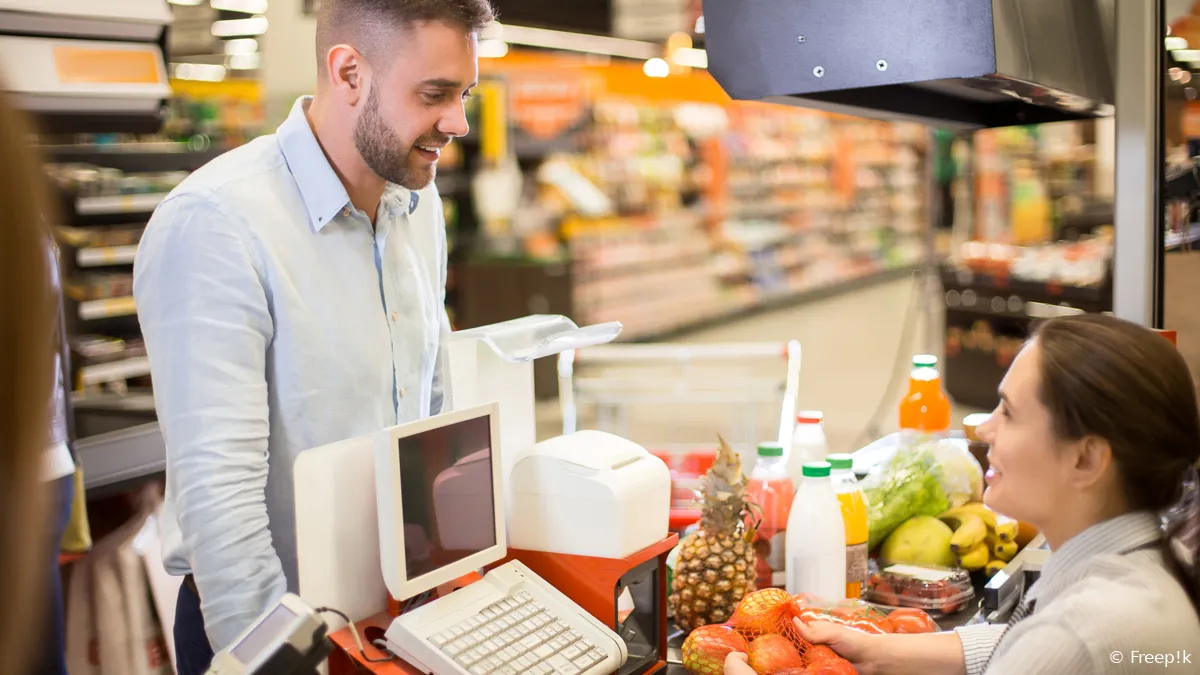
[976,340,1074,525]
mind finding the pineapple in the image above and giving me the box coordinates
[669,435,759,631]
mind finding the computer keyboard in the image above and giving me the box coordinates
[429,591,607,674]
[385,560,627,675]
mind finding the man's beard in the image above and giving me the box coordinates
[353,85,436,190]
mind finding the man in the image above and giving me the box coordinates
[133,1,494,672]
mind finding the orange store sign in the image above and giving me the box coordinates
[54,45,164,86]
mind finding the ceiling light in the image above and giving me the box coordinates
[478,39,509,58]
[211,0,268,12]
[212,16,268,37]
[643,57,670,78]
[228,52,261,70]
[174,63,227,82]
[500,24,659,60]
[1167,36,1189,51]
[694,16,705,35]
[168,0,204,5]
[671,47,708,69]
[1173,48,1200,62]
[224,38,259,55]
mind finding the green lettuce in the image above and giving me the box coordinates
[862,445,952,550]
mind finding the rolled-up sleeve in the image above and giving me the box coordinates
[134,192,282,650]
[955,624,1008,675]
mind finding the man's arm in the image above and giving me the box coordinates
[134,193,282,650]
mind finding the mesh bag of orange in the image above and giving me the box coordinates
[681,589,858,674]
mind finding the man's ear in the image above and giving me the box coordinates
[325,44,368,106]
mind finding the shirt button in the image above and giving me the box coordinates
[391,311,398,322]
[400,387,407,398]
[342,208,351,218]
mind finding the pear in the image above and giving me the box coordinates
[880,516,957,567]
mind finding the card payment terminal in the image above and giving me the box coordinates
[204,594,332,675]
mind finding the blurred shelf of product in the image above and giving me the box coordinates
[938,120,1118,409]
[455,52,929,351]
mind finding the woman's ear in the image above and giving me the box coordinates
[1071,435,1116,491]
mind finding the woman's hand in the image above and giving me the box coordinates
[794,618,882,674]
[724,651,757,675]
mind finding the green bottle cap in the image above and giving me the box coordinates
[802,461,832,478]
[757,442,784,457]
[826,453,854,470]
[913,354,938,368]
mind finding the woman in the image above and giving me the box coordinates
[0,89,60,675]
[727,313,1200,674]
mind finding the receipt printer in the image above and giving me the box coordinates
[509,430,671,559]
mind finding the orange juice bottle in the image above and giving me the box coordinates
[747,442,796,588]
[827,454,869,598]
[899,355,952,432]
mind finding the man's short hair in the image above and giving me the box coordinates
[315,0,496,74]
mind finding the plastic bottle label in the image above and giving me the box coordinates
[846,542,869,591]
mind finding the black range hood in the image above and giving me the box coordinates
[702,0,1116,129]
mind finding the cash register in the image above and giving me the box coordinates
[372,403,630,675]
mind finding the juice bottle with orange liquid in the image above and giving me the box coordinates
[747,442,796,588]
[899,354,952,433]
[827,453,869,598]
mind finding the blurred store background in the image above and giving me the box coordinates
[7,0,1200,568]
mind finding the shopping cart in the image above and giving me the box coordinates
[557,341,802,530]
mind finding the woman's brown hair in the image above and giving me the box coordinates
[1034,313,1200,606]
[0,89,57,674]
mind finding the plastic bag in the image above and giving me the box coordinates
[862,438,982,550]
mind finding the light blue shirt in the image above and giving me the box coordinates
[134,96,451,650]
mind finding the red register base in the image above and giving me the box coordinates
[328,534,679,675]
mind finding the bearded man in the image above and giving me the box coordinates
[133,1,494,672]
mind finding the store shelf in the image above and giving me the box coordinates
[1165,224,1200,252]
[77,244,139,267]
[78,356,151,387]
[75,421,165,492]
[78,296,137,320]
[76,193,166,216]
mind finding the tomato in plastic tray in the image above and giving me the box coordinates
[864,564,974,617]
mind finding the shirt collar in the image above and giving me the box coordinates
[276,96,352,232]
[1029,510,1163,603]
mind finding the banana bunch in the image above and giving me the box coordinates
[938,502,1020,577]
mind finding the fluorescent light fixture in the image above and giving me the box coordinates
[224,37,259,55]
[174,62,227,82]
[643,57,670,78]
[1173,49,1200,62]
[694,15,705,35]
[211,0,268,13]
[212,16,268,37]
[168,0,204,5]
[498,23,659,60]
[478,39,509,58]
[672,47,708,69]
[1167,36,1189,51]
[228,52,261,70]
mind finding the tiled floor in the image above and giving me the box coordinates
[537,274,988,455]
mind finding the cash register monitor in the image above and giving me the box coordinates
[374,402,506,602]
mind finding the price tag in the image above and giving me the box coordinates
[54,45,165,86]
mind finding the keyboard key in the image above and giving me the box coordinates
[532,665,554,675]
[514,655,535,669]
[535,628,555,642]
[563,644,585,661]
[429,632,451,647]
[498,647,519,661]
[443,642,465,657]
[482,638,503,654]
[516,591,533,602]
[549,620,568,634]
[469,666,489,675]
[550,636,572,650]
[575,649,603,668]
[558,665,580,675]
[464,616,483,629]
[533,642,557,658]
[486,656,504,669]
[519,635,542,651]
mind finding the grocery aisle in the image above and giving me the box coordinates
[538,275,989,454]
